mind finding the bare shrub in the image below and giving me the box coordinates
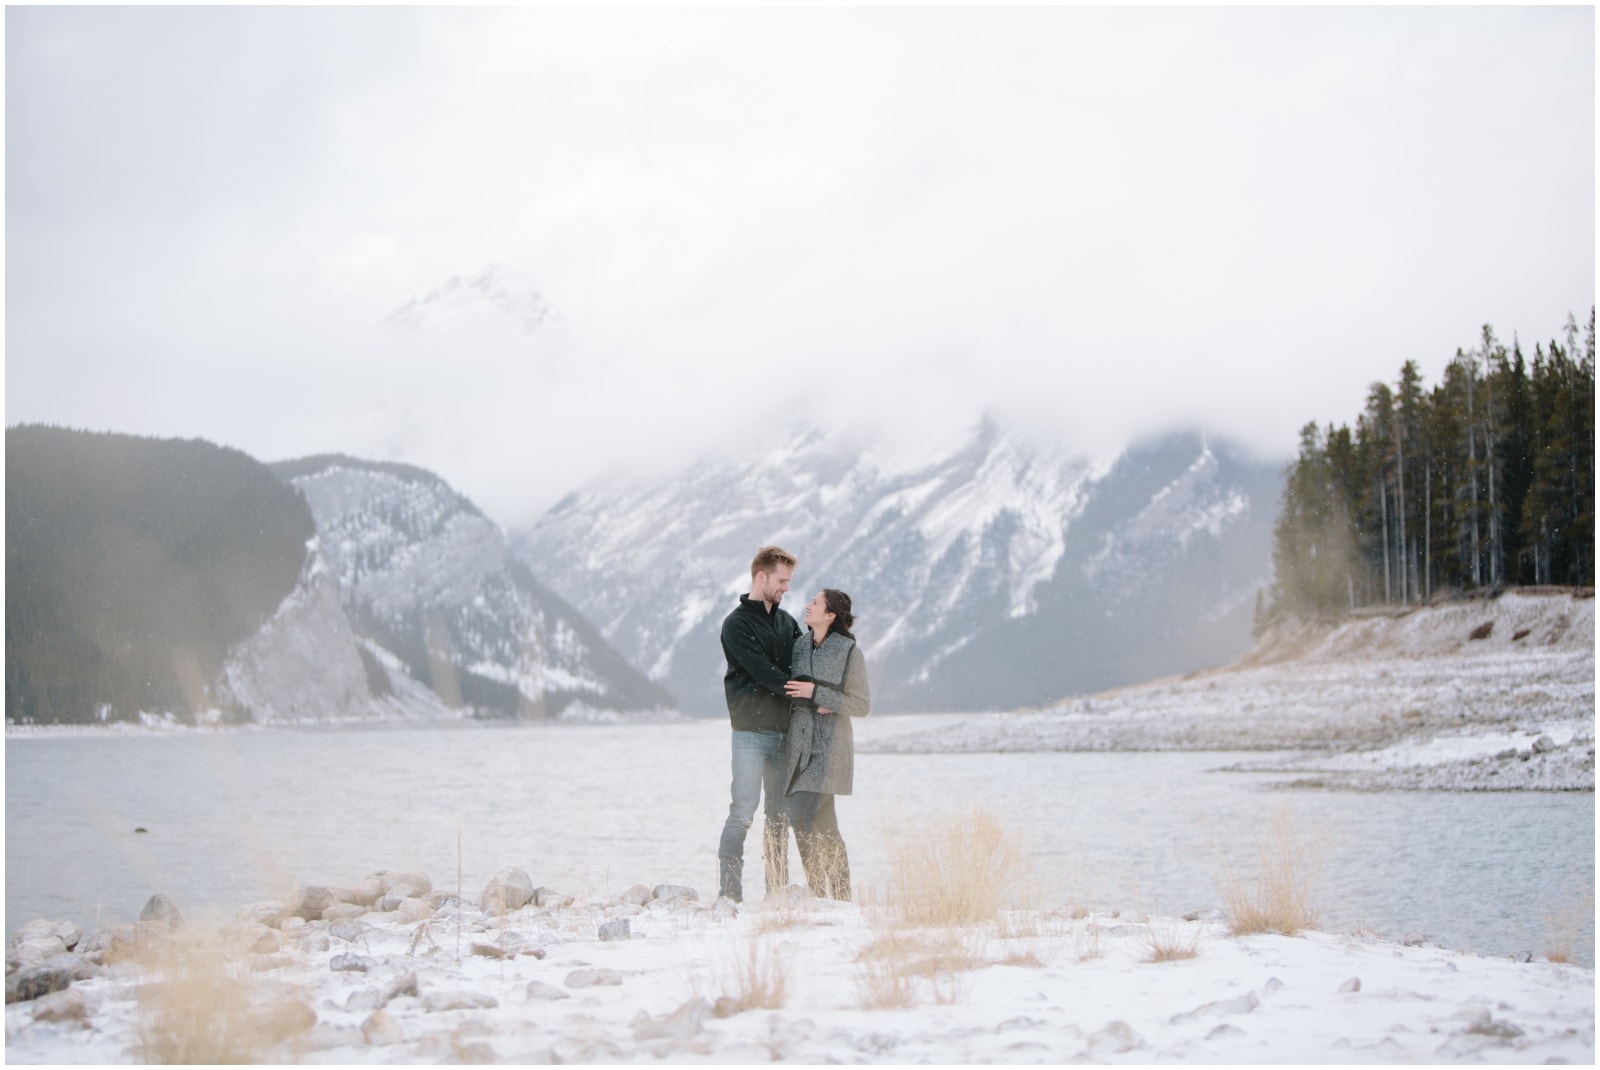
[1542,886,1594,964]
[727,936,789,1010]
[1140,918,1201,962]
[882,808,1027,928]
[1219,809,1322,936]
[855,930,978,1009]
[134,927,313,1063]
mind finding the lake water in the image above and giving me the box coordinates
[6,716,1593,966]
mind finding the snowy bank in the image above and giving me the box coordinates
[865,589,1595,791]
[5,875,1593,1064]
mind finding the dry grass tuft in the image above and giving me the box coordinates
[134,927,313,1064]
[855,930,977,1008]
[1140,919,1202,963]
[1220,809,1323,936]
[1541,887,1594,964]
[727,937,789,1010]
[881,808,1027,928]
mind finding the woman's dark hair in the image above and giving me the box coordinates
[822,588,855,638]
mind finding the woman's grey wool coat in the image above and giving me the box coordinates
[784,629,871,797]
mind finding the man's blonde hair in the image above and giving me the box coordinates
[750,545,797,578]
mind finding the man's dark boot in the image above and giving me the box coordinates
[718,856,743,902]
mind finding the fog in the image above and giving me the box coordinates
[6,6,1593,525]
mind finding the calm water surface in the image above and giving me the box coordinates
[6,716,1593,965]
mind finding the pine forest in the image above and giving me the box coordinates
[1266,310,1595,622]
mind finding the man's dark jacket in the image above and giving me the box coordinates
[721,595,802,732]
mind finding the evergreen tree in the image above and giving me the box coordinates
[1268,311,1594,619]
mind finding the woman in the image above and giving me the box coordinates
[781,588,870,901]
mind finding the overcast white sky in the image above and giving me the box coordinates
[6,6,1594,526]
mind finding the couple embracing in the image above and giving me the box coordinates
[716,545,870,904]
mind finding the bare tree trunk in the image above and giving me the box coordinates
[1380,477,1392,603]
[1424,462,1432,601]
[1396,425,1407,602]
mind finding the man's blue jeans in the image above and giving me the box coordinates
[717,729,789,900]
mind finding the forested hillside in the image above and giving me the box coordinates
[5,426,315,723]
[1268,312,1595,620]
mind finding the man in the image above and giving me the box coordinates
[717,545,802,902]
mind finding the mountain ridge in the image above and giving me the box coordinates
[513,422,1285,714]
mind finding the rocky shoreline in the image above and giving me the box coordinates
[862,591,1596,792]
[6,866,1595,1063]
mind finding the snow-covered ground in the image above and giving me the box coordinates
[865,590,1596,791]
[6,876,1593,1064]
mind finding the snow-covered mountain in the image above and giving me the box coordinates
[512,423,1284,715]
[272,455,673,719]
[385,264,551,334]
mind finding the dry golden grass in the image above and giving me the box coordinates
[727,937,789,1010]
[1140,919,1201,963]
[134,927,313,1064]
[855,930,978,1009]
[880,808,1027,928]
[1541,887,1594,964]
[1219,809,1323,936]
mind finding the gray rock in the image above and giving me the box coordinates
[8,954,95,1003]
[320,903,368,922]
[633,997,708,1040]
[330,953,373,973]
[327,919,373,944]
[30,987,89,1023]
[1533,734,1556,754]
[350,878,385,906]
[497,932,546,959]
[565,967,624,988]
[139,893,185,929]
[362,1009,405,1046]
[526,980,570,1001]
[652,884,698,903]
[8,936,67,970]
[1403,932,1426,947]
[297,931,331,954]
[1495,748,1519,760]
[1086,1021,1143,1055]
[618,884,654,906]
[236,901,287,928]
[480,867,536,914]
[1169,993,1259,1024]
[250,927,283,954]
[11,920,82,951]
[423,990,499,1012]
[345,972,419,1013]
[291,886,336,921]
[304,1021,363,1050]
[384,871,432,897]
[598,919,631,942]
[394,897,432,924]
[1264,977,1284,993]
[1469,1017,1525,1039]
[1339,976,1361,993]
